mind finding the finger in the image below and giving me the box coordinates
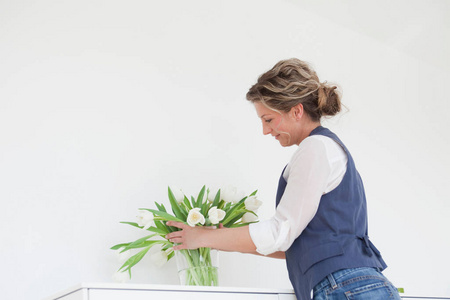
[166,231,183,239]
[218,223,224,229]
[172,244,186,251]
[168,237,184,244]
[166,221,187,229]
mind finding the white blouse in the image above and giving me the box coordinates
[248,135,348,255]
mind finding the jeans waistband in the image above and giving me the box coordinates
[313,267,381,294]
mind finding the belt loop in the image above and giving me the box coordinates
[327,273,338,290]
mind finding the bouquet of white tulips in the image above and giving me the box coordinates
[111,185,261,286]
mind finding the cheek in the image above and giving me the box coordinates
[275,116,285,129]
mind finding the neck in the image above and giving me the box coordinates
[296,121,321,145]
[306,122,321,135]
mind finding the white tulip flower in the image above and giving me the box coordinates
[136,210,154,230]
[221,185,245,203]
[242,212,258,223]
[208,206,226,225]
[244,196,262,212]
[112,270,130,283]
[187,208,205,227]
[149,250,169,268]
[207,187,219,203]
[170,186,185,204]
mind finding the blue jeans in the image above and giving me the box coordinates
[312,267,401,300]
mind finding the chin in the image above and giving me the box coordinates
[279,140,289,147]
[279,140,294,147]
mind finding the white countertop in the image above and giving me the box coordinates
[44,282,296,300]
[44,282,450,300]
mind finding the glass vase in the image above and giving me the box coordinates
[175,248,219,286]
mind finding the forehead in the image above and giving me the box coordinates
[254,102,277,118]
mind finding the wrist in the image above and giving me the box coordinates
[191,227,209,249]
[199,227,215,248]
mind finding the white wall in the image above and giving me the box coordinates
[1,1,449,299]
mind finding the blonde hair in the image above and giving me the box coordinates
[246,58,341,122]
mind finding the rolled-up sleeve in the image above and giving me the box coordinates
[249,136,337,255]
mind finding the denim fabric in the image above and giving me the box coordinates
[312,267,401,300]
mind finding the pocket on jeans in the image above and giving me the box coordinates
[345,281,397,300]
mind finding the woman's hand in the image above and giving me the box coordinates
[166,221,209,250]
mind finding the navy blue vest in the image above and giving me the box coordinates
[276,126,387,300]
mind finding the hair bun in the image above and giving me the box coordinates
[317,83,341,117]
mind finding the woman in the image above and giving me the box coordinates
[166,58,401,300]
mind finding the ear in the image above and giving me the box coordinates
[290,103,304,120]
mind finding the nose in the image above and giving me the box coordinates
[262,122,271,135]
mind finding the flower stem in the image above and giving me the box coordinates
[177,248,218,286]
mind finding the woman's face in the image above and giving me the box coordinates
[254,102,298,147]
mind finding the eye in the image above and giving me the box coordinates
[264,119,272,123]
